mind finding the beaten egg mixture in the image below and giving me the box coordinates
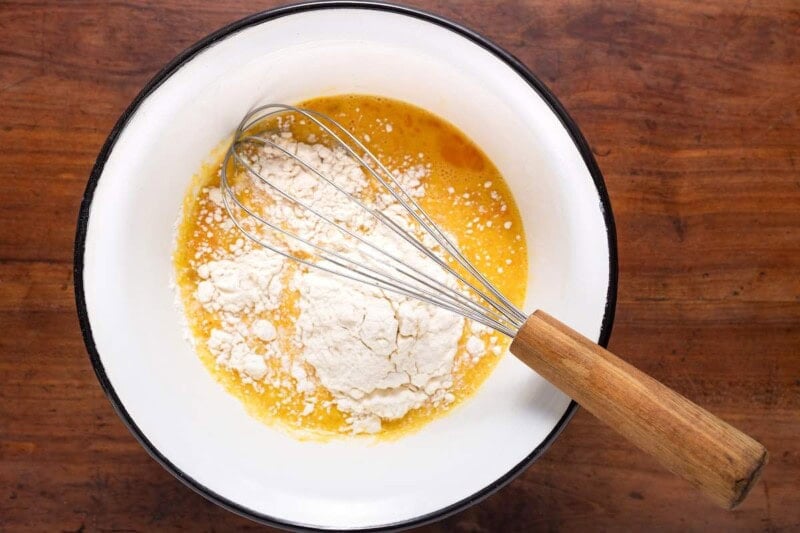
[173,95,528,439]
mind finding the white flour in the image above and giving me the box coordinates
[185,133,490,434]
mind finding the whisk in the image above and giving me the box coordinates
[221,104,766,509]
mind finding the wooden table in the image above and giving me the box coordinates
[1,1,798,530]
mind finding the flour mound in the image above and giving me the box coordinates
[189,133,488,434]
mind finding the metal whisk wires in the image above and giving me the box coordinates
[220,104,525,337]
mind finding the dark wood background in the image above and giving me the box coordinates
[1,0,798,530]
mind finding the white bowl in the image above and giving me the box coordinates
[75,2,617,530]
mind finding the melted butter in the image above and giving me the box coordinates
[173,95,528,440]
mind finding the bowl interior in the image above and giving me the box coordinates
[80,6,612,529]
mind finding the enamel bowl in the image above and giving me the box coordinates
[75,3,617,530]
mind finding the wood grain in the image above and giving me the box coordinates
[510,310,768,509]
[1,0,798,531]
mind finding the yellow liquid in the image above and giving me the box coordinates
[173,95,528,440]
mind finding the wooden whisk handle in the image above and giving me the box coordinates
[510,310,767,509]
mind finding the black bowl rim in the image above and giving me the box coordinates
[73,1,618,531]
